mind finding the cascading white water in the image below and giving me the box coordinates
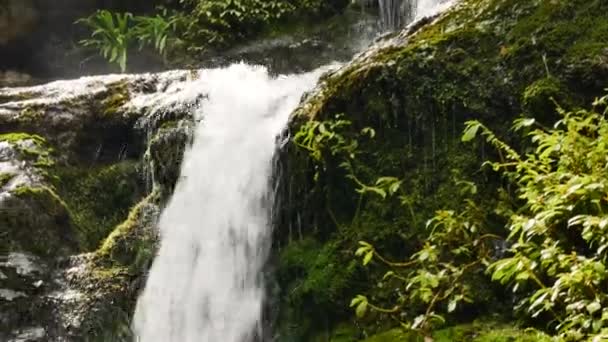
[132,63,332,342]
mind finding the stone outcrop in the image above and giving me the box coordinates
[0,70,196,340]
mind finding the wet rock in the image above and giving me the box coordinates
[0,71,34,88]
[0,70,199,340]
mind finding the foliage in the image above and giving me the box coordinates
[348,93,608,340]
[132,10,178,59]
[362,322,552,342]
[77,10,176,72]
[474,94,608,341]
[174,0,295,50]
[352,180,496,335]
[293,114,369,182]
[77,0,349,70]
[77,10,134,72]
[284,0,608,338]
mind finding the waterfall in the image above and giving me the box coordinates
[378,0,415,31]
[377,0,453,30]
[132,63,332,342]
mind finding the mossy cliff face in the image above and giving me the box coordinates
[279,0,608,340]
[0,71,195,340]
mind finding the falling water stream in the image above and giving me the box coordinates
[133,1,451,341]
[377,0,452,30]
[132,64,332,342]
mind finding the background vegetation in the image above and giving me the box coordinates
[77,0,349,71]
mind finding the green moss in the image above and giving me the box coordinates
[280,238,359,310]
[159,120,179,130]
[96,191,159,268]
[11,185,69,215]
[0,172,15,188]
[98,81,131,117]
[51,161,144,251]
[17,105,45,125]
[361,329,420,342]
[147,122,191,194]
[0,132,46,145]
[277,238,363,341]
[79,265,138,341]
[2,185,79,256]
[0,132,55,169]
[362,322,552,342]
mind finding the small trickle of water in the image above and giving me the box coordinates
[377,0,453,31]
[132,63,333,342]
[378,0,415,31]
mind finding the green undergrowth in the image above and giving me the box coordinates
[77,0,351,70]
[361,322,552,342]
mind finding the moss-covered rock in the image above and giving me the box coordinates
[51,161,144,251]
[95,192,160,269]
[0,70,196,340]
[280,0,608,338]
[145,119,193,197]
[4,185,78,256]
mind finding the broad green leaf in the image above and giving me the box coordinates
[363,251,374,266]
[462,121,481,142]
[355,300,368,318]
[587,302,602,314]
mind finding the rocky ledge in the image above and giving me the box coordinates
[0,70,199,341]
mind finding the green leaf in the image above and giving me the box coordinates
[355,300,368,318]
[383,271,395,280]
[462,121,481,142]
[447,298,458,313]
[588,302,602,314]
[513,118,536,131]
[363,251,374,266]
[350,295,364,307]
[355,246,369,257]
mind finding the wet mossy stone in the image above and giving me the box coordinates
[146,120,192,196]
[95,192,160,268]
[0,172,15,188]
[51,161,144,251]
[1,185,78,257]
[0,133,55,171]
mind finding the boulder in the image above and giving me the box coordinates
[0,70,198,340]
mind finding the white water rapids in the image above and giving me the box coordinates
[132,63,331,342]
